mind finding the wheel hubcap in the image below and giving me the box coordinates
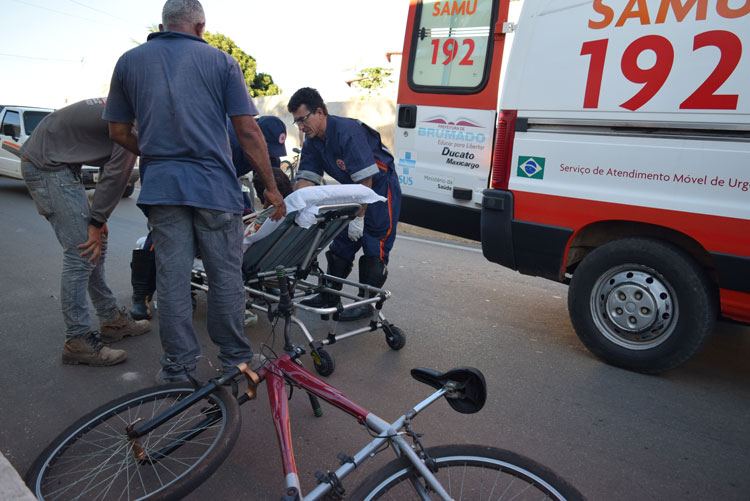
[591,266,677,349]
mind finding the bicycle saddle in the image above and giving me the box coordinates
[410,367,487,414]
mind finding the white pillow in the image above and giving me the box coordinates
[243,184,386,249]
[287,184,386,228]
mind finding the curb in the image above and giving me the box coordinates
[0,452,35,500]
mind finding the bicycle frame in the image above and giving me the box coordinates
[256,354,453,500]
[128,352,454,501]
[128,267,454,500]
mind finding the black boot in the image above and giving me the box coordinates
[339,256,387,322]
[130,249,156,320]
[301,250,352,308]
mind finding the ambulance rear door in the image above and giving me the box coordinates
[395,0,512,239]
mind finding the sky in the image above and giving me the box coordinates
[0,0,411,109]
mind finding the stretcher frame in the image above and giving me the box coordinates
[190,203,405,376]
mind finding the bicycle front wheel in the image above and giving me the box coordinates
[26,383,240,500]
[351,444,582,501]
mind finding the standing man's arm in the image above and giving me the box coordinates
[108,122,140,156]
[230,115,286,221]
[77,142,138,264]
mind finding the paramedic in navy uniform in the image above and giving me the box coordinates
[287,87,401,321]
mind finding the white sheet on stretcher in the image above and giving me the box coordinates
[243,184,387,249]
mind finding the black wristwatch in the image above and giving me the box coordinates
[89,217,105,228]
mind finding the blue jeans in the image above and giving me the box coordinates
[21,161,119,341]
[148,205,252,377]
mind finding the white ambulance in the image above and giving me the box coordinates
[394,0,750,373]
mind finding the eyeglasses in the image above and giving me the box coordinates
[293,111,312,127]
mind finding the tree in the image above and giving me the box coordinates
[349,67,394,97]
[204,32,281,97]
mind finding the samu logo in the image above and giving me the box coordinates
[517,156,545,179]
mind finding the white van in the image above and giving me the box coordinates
[394,0,750,373]
[0,105,53,179]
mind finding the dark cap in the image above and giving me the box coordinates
[256,116,287,158]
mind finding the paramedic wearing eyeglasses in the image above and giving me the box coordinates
[287,87,401,321]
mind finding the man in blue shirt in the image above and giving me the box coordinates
[287,87,401,321]
[128,115,288,322]
[104,0,286,382]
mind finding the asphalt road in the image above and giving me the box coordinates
[1,176,749,500]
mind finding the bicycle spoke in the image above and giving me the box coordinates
[30,386,239,501]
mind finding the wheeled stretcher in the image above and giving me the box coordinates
[189,185,405,376]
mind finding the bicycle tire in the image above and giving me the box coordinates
[280,160,295,181]
[350,444,583,501]
[26,383,240,501]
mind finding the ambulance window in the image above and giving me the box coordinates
[408,0,497,93]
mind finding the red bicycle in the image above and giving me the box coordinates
[26,268,582,500]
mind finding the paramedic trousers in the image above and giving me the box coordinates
[21,161,119,341]
[147,205,253,378]
[330,175,401,264]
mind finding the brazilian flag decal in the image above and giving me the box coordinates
[517,156,545,179]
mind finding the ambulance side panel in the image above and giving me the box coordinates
[483,0,750,321]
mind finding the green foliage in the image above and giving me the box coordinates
[204,32,280,97]
[351,67,394,97]
[253,72,281,97]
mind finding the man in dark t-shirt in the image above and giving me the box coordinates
[21,98,150,367]
[104,0,286,382]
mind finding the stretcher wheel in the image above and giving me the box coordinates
[383,323,406,350]
[311,348,335,377]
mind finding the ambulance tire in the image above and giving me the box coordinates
[568,237,717,374]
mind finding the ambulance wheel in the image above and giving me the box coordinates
[383,323,406,350]
[312,349,335,377]
[568,237,717,374]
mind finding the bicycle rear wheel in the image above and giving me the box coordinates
[351,444,582,501]
[26,383,240,500]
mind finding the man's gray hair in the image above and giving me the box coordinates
[162,0,205,29]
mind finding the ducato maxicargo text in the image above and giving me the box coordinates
[394,0,750,373]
